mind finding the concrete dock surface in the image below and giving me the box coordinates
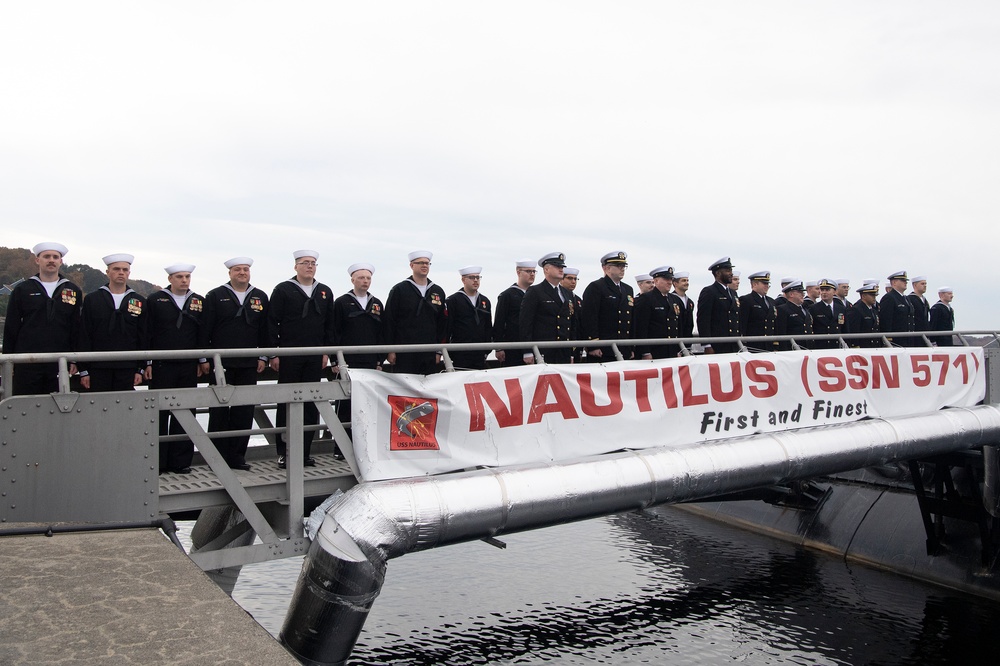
[0,526,298,665]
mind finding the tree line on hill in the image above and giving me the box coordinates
[0,247,160,317]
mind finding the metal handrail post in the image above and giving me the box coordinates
[212,353,227,386]
[57,356,71,394]
[286,402,305,540]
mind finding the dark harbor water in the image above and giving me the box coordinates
[201,505,1000,665]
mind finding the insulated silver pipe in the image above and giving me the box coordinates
[281,405,1000,665]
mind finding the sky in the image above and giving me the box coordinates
[2,2,998,327]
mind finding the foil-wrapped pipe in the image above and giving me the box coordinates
[281,405,1000,664]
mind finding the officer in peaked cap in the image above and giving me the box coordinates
[879,270,916,346]
[809,278,847,349]
[775,281,814,351]
[384,250,448,374]
[445,266,493,370]
[2,242,83,395]
[846,282,881,348]
[632,265,681,359]
[78,253,147,394]
[671,270,695,338]
[738,271,778,351]
[697,256,740,354]
[494,259,537,367]
[581,251,634,361]
[929,286,956,347]
[200,256,271,471]
[519,252,576,364]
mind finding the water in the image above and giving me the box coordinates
[202,506,1000,664]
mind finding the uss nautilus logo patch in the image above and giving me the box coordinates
[387,396,440,451]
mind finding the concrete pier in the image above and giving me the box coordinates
[0,526,296,665]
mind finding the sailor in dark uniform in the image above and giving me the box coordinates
[445,266,493,371]
[809,278,847,350]
[632,265,681,360]
[2,242,83,395]
[738,271,778,352]
[78,253,147,392]
[493,259,536,367]
[561,267,586,361]
[384,250,448,375]
[929,286,956,347]
[671,271,696,339]
[775,281,813,351]
[268,250,336,469]
[835,279,852,309]
[879,270,916,347]
[696,256,740,354]
[634,273,654,295]
[907,275,931,344]
[200,257,270,471]
[581,251,634,361]
[804,281,820,308]
[147,263,209,474]
[772,277,796,309]
[520,252,576,365]
[845,282,882,348]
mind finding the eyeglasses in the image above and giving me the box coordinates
[296,261,317,267]
[518,269,537,274]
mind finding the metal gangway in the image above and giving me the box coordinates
[1,329,997,576]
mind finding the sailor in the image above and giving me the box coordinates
[200,257,270,471]
[696,256,740,354]
[809,278,847,349]
[671,271,695,339]
[493,259,537,367]
[384,250,448,374]
[775,281,813,351]
[632,265,681,359]
[634,273,654,295]
[907,275,931,342]
[835,279,852,308]
[738,271,778,351]
[445,266,493,370]
[772,277,796,308]
[730,270,742,294]
[929,286,956,346]
[332,262,385,438]
[78,253,147,392]
[1,242,83,395]
[804,281,820,307]
[581,251,634,362]
[561,267,585,361]
[519,252,576,365]
[879,270,916,347]
[845,282,881,348]
[147,263,209,475]
[268,250,336,469]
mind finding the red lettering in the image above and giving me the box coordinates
[678,365,708,406]
[708,361,743,402]
[932,354,950,385]
[623,369,659,412]
[661,367,678,408]
[465,379,524,431]
[817,357,846,392]
[845,355,869,389]
[872,355,900,389]
[953,354,970,384]
[911,354,931,387]
[745,360,777,398]
[527,374,580,424]
[579,373,624,417]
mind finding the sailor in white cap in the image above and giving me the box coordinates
[332,262,385,372]
[2,242,83,395]
[494,259,537,367]
[907,275,931,341]
[670,271,695,338]
[730,269,741,294]
[879,270,916,346]
[929,286,956,346]
[634,273,654,295]
[804,280,820,307]
[384,250,448,374]
[519,252,577,365]
[147,262,209,474]
[582,251,634,361]
[78,253,147,393]
[445,266,493,370]
[200,257,270,471]
[773,276,799,308]
[697,256,739,354]
[738,271,778,351]
[835,278,852,309]
[268,250,336,469]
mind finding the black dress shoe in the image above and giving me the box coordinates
[277,455,286,469]
[333,449,345,461]
[230,463,252,471]
[173,467,193,474]
[304,457,317,467]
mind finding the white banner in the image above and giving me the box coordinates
[349,348,986,481]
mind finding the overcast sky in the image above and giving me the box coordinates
[2,2,997,327]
